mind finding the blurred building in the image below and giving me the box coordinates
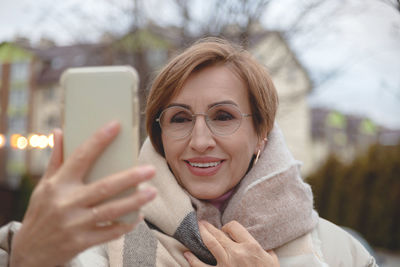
[0,42,36,188]
[311,107,400,166]
[0,42,36,225]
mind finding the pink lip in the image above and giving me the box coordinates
[184,157,224,176]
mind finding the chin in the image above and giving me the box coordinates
[188,188,222,200]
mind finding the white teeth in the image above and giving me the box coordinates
[189,161,221,168]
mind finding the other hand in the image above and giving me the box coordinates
[184,220,279,267]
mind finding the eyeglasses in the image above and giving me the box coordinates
[156,103,251,139]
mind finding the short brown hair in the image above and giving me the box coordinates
[145,37,278,156]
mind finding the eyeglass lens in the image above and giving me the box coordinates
[159,104,244,138]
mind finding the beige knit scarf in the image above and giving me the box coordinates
[107,125,319,266]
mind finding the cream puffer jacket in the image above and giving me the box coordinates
[0,217,377,266]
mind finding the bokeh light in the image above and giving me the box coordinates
[48,133,54,148]
[16,136,28,150]
[0,134,5,148]
[10,134,21,149]
[29,134,40,148]
[38,135,49,149]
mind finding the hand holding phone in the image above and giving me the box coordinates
[61,66,140,223]
[10,126,157,267]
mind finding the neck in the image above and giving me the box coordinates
[207,189,235,211]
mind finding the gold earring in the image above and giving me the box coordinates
[254,149,261,165]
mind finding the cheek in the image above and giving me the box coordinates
[162,135,175,158]
[229,130,259,169]
[227,138,257,171]
[236,125,259,155]
[162,136,174,164]
[162,135,184,173]
[233,145,255,172]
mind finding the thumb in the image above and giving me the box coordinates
[267,250,280,265]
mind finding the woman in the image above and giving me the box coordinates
[1,38,376,266]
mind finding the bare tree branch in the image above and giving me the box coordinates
[379,0,400,12]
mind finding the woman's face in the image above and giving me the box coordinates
[161,64,260,199]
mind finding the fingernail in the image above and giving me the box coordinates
[103,121,120,137]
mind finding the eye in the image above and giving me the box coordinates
[170,111,192,123]
[212,110,234,121]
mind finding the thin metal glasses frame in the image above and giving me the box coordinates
[155,103,252,139]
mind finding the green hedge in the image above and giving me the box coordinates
[307,142,400,250]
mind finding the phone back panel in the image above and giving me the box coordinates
[61,66,139,222]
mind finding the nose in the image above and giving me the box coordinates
[189,115,216,153]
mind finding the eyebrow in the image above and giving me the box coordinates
[166,100,238,110]
[165,103,191,109]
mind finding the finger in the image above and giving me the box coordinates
[267,250,279,263]
[43,129,63,179]
[59,121,120,182]
[78,165,155,206]
[201,220,232,246]
[80,221,137,251]
[222,220,257,244]
[198,221,227,261]
[184,251,211,267]
[89,187,157,224]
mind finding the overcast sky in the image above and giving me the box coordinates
[1,0,399,129]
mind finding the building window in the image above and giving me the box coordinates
[51,57,64,70]
[326,111,347,129]
[9,89,28,108]
[359,119,377,135]
[8,116,26,132]
[10,62,29,81]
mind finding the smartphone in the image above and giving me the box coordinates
[61,66,140,223]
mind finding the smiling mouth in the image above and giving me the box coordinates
[185,161,223,168]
